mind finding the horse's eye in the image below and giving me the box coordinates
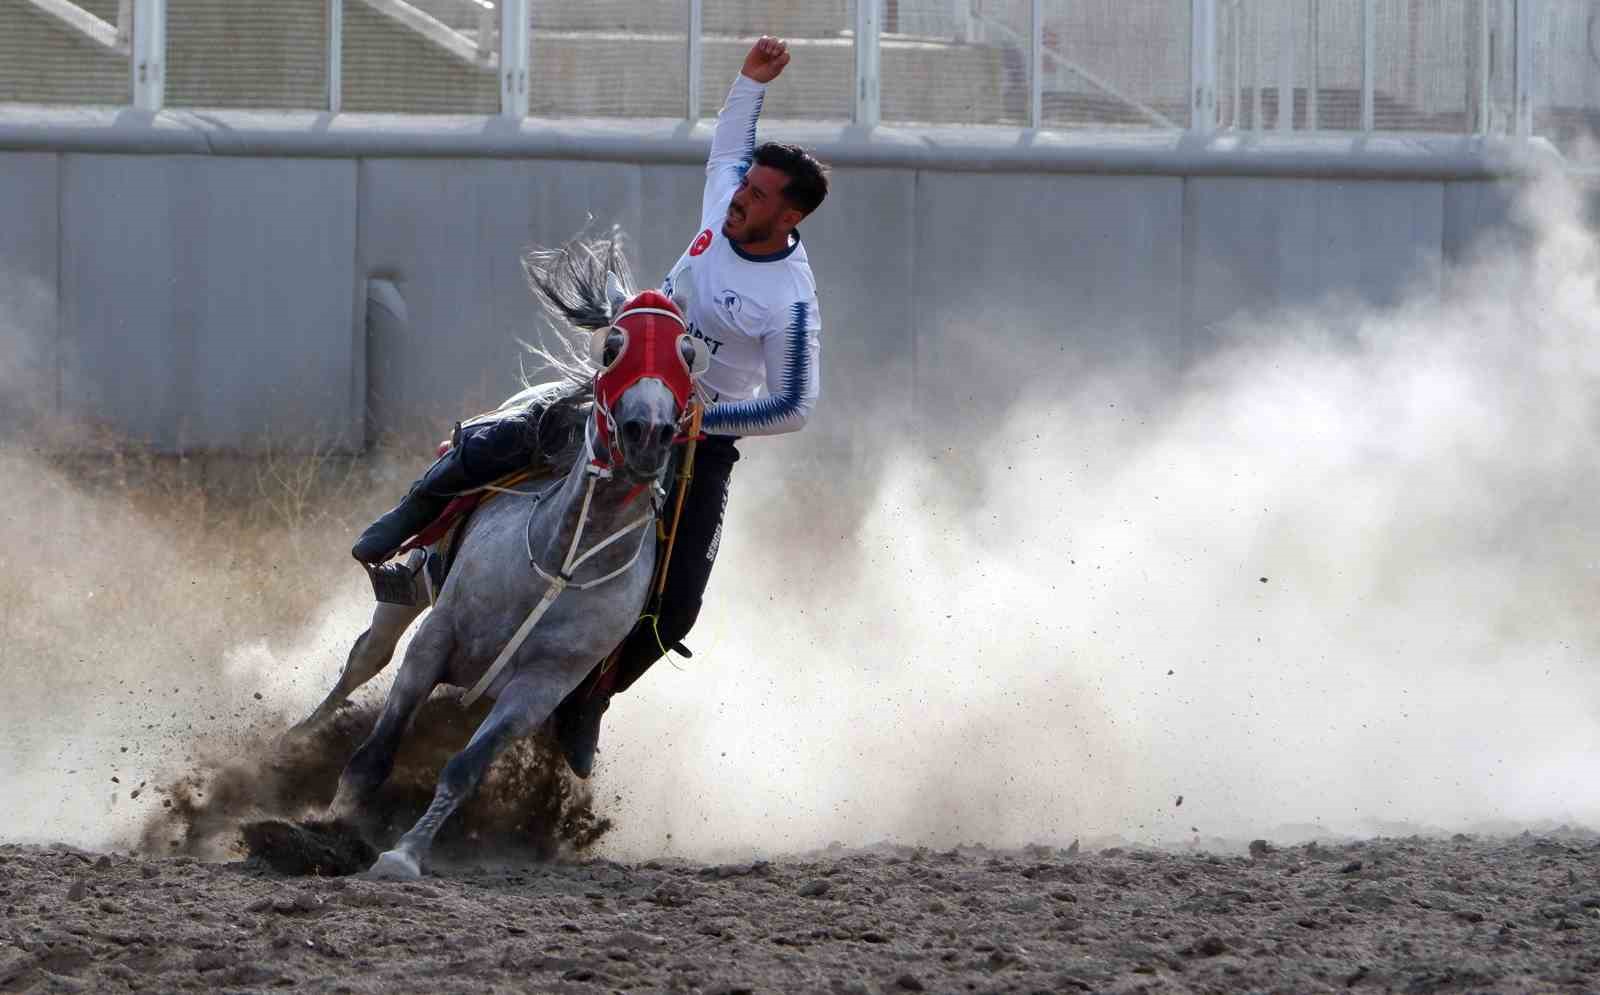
[678,339,696,366]
[603,332,625,367]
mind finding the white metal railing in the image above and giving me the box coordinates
[18,0,1592,147]
[1212,0,1580,139]
[20,0,126,51]
[967,7,1182,129]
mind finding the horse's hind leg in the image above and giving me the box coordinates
[367,674,547,881]
[298,551,429,730]
[327,618,451,830]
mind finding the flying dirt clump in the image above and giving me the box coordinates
[138,692,611,873]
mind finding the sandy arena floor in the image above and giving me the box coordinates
[4,831,1600,994]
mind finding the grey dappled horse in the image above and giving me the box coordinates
[317,239,697,880]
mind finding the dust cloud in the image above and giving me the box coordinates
[0,422,380,848]
[3,171,1599,863]
[594,170,1600,858]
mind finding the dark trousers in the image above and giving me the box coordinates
[448,412,542,487]
[579,433,740,699]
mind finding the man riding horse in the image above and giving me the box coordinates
[351,36,828,778]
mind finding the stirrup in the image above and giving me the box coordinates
[364,560,421,606]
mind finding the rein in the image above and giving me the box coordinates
[587,400,705,695]
[460,407,699,709]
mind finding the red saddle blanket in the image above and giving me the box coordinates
[397,466,538,557]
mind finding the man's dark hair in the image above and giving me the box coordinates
[752,142,830,216]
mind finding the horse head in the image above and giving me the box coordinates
[590,286,709,484]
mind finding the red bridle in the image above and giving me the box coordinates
[591,290,700,470]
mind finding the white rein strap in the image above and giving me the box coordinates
[460,465,657,710]
[529,472,657,592]
[460,576,566,709]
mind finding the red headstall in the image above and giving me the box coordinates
[591,290,698,469]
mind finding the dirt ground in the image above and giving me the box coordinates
[3,832,1599,994]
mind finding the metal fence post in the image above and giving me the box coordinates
[855,0,881,127]
[326,0,343,113]
[1252,0,1263,131]
[1475,0,1491,133]
[687,0,703,122]
[1191,0,1217,133]
[1230,0,1242,128]
[1306,0,1318,131]
[1029,0,1042,129]
[130,0,165,111]
[500,0,529,118]
[1513,0,1532,138]
[1360,0,1374,131]
[1276,3,1294,131]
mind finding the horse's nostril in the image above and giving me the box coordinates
[657,425,676,447]
[622,421,644,444]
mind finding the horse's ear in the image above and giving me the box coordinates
[604,271,628,319]
[680,335,711,377]
[668,270,693,317]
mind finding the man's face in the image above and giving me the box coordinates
[722,164,800,245]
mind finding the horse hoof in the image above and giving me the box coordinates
[365,849,422,881]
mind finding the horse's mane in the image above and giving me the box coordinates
[458,226,641,466]
[518,225,636,388]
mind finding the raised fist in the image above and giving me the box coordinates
[741,36,790,84]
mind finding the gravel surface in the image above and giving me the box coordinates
[3,833,1600,993]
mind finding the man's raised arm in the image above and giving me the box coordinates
[705,37,790,181]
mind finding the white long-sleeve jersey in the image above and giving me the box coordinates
[660,74,823,438]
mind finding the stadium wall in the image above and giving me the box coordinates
[0,108,1552,453]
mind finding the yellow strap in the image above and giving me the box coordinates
[597,403,704,678]
[474,468,537,502]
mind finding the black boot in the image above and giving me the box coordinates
[556,692,610,779]
[351,448,476,564]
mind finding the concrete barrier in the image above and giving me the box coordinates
[0,108,1556,453]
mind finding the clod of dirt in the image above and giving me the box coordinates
[240,819,376,877]
[1184,935,1229,957]
[271,891,323,915]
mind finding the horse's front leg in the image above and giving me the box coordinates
[366,672,557,880]
[327,616,452,831]
[297,551,430,730]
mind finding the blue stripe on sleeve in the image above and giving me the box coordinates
[704,301,811,435]
[732,90,764,179]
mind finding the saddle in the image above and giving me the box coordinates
[365,465,556,607]
[366,389,591,607]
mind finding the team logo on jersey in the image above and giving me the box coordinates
[719,290,742,314]
[687,322,725,355]
[688,228,714,257]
